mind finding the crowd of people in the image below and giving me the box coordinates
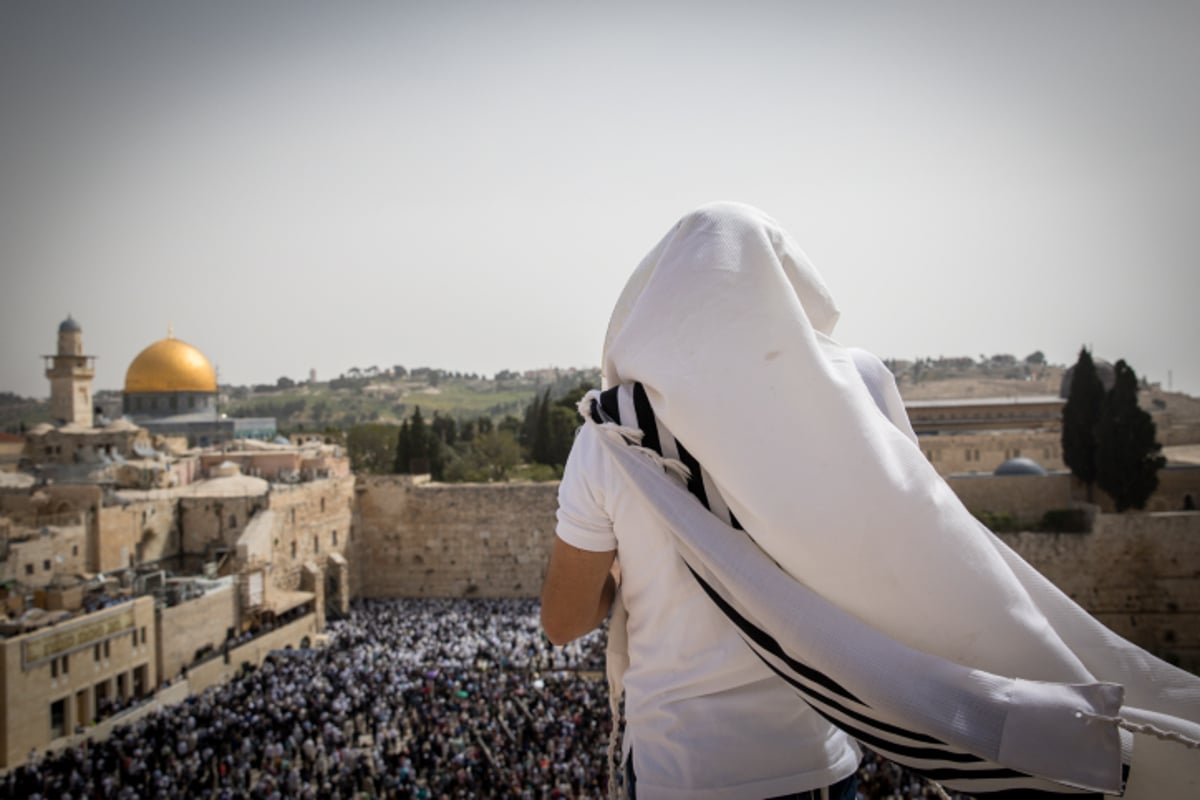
[3,599,955,799]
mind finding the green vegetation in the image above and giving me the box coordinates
[358,377,597,482]
[1095,360,1166,511]
[0,392,50,434]
[224,369,597,433]
[1062,349,1165,511]
[1061,347,1104,499]
[1039,508,1092,533]
[971,508,1094,533]
[346,424,400,475]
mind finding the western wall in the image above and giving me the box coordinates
[352,472,1200,672]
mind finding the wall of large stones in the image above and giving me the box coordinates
[157,584,237,682]
[266,477,355,593]
[944,466,1200,522]
[946,473,1075,524]
[355,476,557,598]
[997,511,1200,672]
[355,475,1199,672]
[178,494,269,559]
[98,497,178,572]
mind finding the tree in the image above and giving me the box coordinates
[347,424,400,474]
[431,412,457,447]
[394,419,412,473]
[408,406,429,472]
[451,431,518,482]
[1061,347,1104,499]
[276,376,295,389]
[1024,350,1046,366]
[1095,360,1166,511]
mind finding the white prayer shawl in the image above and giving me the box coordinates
[596,202,1200,797]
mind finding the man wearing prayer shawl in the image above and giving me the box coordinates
[541,202,1200,799]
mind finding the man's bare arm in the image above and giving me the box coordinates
[540,538,617,646]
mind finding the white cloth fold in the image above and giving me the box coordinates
[596,202,1200,798]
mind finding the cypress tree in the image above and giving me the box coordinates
[394,419,412,473]
[1061,347,1104,499]
[534,388,553,465]
[1095,360,1166,511]
[408,407,431,474]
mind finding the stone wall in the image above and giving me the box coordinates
[920,430,1064,476]
[266,477,355,595]
[0,520,88,588]
[355,475,1199,672]
[97,496,178,572]
[0,597,156,769]
[354,476,557,598]
[156,583,238,682]
[946,473,1075,525]
[997,511,1200,672]
[178,494,270,561]
[945,466,1200,523]
[182,613,319,696]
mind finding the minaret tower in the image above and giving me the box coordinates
[43,315,97,426]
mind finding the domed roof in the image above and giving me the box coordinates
[58,315,81,334]
[994,457,1048,477]
[125,335,217,394]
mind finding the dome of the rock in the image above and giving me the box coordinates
[125,336,217,394]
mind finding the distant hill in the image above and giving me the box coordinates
[223,367,603,432]
[6,357,1197,437]
[0,392,51,434]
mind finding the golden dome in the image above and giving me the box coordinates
[124,335,217,394]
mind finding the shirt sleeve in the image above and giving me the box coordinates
[556,422,618,552]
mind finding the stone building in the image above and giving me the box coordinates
[0,320,352,767]
[0,596,157,768]
[42,316,95,428]
[909,395,1066,475]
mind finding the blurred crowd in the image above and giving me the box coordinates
[3,598,956,799]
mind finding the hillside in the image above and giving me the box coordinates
[5,358,1199,438]
[224,368,602,432]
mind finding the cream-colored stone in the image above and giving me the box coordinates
[0,596,156,768]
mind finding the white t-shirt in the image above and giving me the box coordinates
[556,422,861,800]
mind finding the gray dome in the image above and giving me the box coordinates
[994,457,1048,477]
[58,315,81,334]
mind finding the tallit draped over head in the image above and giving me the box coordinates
[595,202,1200,797]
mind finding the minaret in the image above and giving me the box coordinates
[43,315,97,426]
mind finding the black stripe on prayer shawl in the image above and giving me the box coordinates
[608,386,1108,798]
[688,568,1107,796]
[631,383,661,455]
[596,386,622,425]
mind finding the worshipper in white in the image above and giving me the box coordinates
[541,202,1200,799]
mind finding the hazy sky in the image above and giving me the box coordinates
[3,1,1198,399]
